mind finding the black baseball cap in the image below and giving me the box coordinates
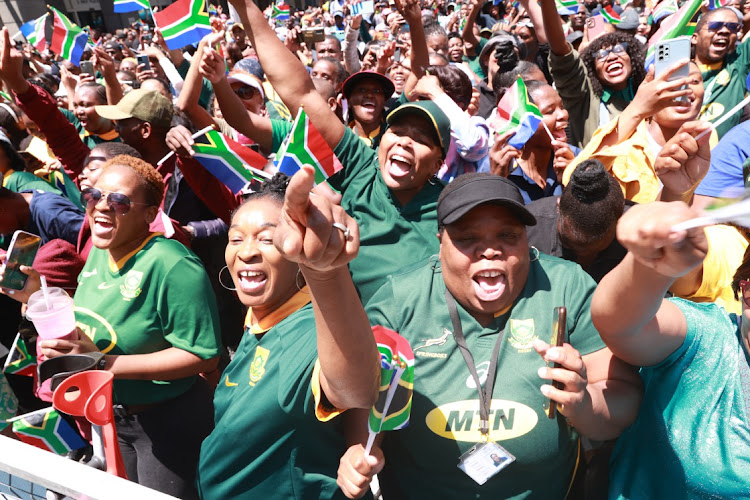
[437,173,537,226]
[386,101,451,157]
[342,71,395,100]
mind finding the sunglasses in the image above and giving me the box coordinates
[594,43,628,61]
[705,21,742,33]
[80,187,148,216]
[233,85,259,100]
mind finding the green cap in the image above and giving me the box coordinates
[95,89,173,129]
[386,101,451,157]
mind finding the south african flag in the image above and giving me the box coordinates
[491,76,543,150]
[48,6,88,66]
[602,5,622,24]
[152,0,211,50]
[11,408,86,455]
[368,326,414,434]
[192,129,269,193]
[272,2,291,21]
[276,109,339,185]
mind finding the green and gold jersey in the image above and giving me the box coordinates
[197,298,352,500]
[366,252,605,499]
[73,233,221,406]
[271,123,444,305]
[700,37,750,139]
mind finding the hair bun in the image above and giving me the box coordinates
[569,159,610,203]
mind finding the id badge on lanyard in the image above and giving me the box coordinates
[445,290,516,485]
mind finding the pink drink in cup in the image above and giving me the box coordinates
[25,287,77,340]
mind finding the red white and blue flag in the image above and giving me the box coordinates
[491,77,543,149]
[276,109,340,185]
[192,129,269,193]
[153,0,211,50]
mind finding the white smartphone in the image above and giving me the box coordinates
[654,36,690,81]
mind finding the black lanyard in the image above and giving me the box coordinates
[445,289,505,438]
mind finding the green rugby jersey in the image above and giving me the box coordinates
[73,233,221,405]
[366,252,606,499]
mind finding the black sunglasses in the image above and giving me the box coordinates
[706,21,742,33]
[233,85,259,100]
[80,187,148,216]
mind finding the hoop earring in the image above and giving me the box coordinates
[296,269,309,293]
[530,246,540,262]
[219,266,236,291]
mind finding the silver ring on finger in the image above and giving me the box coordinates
[332,222,350,239]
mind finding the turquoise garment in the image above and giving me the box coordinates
[609,298,750,499]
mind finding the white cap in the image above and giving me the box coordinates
[226,72,265,100]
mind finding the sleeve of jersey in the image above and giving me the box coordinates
[14,84,89,181]
[311,360,345,421]
[157,254,223,359]
[329,128,379,193]
[565,267,607,356]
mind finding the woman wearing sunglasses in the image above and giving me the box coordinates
[197,167,379,499]
[592,201,750,498]
[537,0,647,148]
[693,7,749,139]
[39,154,222,499]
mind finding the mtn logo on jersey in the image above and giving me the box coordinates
[413,328,452,359]
[120,270,144,300]
[425,399,538,442]
[508,319,536,352]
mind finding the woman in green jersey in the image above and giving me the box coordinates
[196,167,380,499]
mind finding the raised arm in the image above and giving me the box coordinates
[462,0,485,52]
[518,0,548,44]
[228,0,345,149]
[275,166,380,410]
[539,0,569,56]
[198,44,274,153]
[591,202,707,366]
[399,0,430,80]
[176,34,223,131]
[92,47,123,105]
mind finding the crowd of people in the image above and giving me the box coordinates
[0,0,749,497]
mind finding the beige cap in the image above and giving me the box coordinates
[95,89,173,128]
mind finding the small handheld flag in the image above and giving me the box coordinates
[648,0,678,25]
[601,5,622,24]
[19,13,49,52]
[708,0,730,9]
[645,0,702,69]
[555,0,579,15]
[208,3,219,16]
[672,193,750,232]
[152,0,211,50]
[191,129,270,193]
[113,0,151,13]
[272,2,291,21]
[365,326,414,455]
[276,108,339,185]
[3,333,36,377]
[10,407,87,455]
[491,77,544,150]
[48,6,88,67]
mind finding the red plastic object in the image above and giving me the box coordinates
[52,370,128,479]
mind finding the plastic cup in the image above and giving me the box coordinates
[25,287,77,340]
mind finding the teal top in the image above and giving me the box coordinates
[609,298,750,499]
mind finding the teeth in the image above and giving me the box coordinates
[95,217,111,224]
[391,154,409,163]
[476,270,501,278]
[238,270,264,278]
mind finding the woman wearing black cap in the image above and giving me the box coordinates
[338,173,642,499]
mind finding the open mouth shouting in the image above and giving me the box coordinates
[604,60,625,79]
[92,215,115,238]
[386,151,414,180]
[472,269,507,302]
[236,269,268,294]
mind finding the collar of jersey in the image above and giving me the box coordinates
[83,128,120,141]
[2,169,14,186]
[108,232,160,273]
[698,61,723,73]
[245,286,311,334]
